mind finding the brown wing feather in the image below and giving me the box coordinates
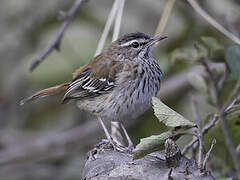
[62,54,124,103]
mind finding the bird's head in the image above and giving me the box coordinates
[107,32,167,60]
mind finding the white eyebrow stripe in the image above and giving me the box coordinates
[120,40,134,47]
[120,39,147,47]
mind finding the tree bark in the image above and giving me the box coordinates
[82,140,215,180]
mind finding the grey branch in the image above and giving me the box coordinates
[182,137,198,155]
[182,114,219,155]
[186,0,240,45]
[202,139,216,170]
[29,0,88,72]
[201,114,219,135]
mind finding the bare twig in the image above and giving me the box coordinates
[189,93,203,168]
[155,0,176,36]
[182,137,198,155]
[202,139,216,170]
[186,0,240,45]
[201,59,240,178]
[224,97,240,114]
[182,114,218,155]
[29,0,87,71]
[112,0,125,41]
[223,80,240,112]
[94,0,119,56]
[197,133,203,169]
[202,114,219,135]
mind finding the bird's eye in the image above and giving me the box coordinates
[131,41,140,48]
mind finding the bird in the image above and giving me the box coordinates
[20,32,167,151]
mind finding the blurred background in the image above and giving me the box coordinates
[0,0,240,179]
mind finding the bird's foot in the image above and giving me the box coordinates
[96,138,133,153]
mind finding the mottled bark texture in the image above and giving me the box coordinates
[82,140,215,180]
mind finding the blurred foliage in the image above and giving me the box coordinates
[0,0,240,179]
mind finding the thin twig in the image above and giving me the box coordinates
[112,0,125,41]
[189,93,203,168]
[29,0,87,71]
[197,133,203,169]
[223,80,240,112]
[202,139,216,170]
[182,137,198,155]
[155,0,176,36]
[186,0,240,45]
[182,114,218,155]
[202,114,219,135]
[94,0,119,56]
[201,59,240,177]
[224,97,240,114]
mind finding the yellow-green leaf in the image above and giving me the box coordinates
[152,97,196,128]
[133,131,172,160]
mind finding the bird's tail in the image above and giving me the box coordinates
[20,82,70,106]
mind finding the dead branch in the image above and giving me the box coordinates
[182,114,219,155]
[186,0,240,45]
[30,0,88,72]
[202,139,216,170]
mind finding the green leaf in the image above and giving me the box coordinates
[133,127,194,160]
[133,131,172,160]
[225,45,240,78]
[152,97,196,128]
[187,72,207,93]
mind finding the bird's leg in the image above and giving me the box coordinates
[97,117,125,151]
[98,117,112,141]
[120,123,134,151]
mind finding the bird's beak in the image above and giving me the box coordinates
[149,35,168,46]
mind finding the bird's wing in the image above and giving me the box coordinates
[62,54,124,103]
